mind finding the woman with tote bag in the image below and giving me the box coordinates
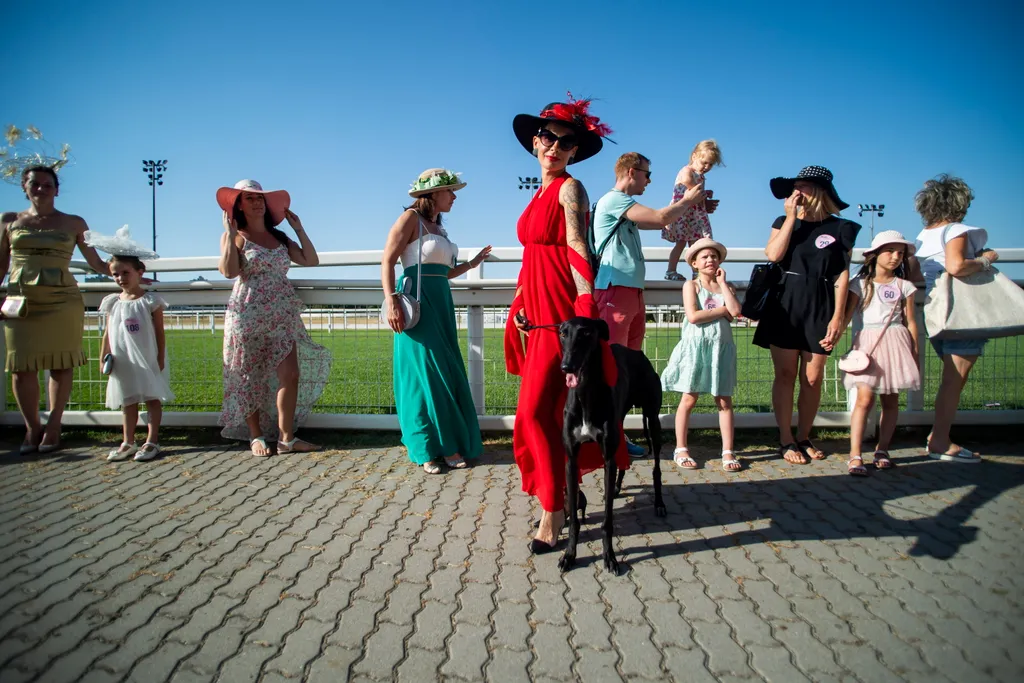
[910,175,1004,463]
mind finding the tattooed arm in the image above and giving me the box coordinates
[560,178,592,297]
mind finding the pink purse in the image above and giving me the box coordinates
[838,285,902,374]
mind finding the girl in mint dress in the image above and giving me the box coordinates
[661,238,743,472]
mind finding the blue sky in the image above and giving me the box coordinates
[4,0,1022,280]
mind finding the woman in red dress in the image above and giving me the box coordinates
[506,95,628,553]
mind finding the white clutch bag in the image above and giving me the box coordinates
[381,219,424,332]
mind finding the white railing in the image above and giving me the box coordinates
[4,246,1023,434]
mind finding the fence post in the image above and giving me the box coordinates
[209,313,215,334]
[466,264,485,415]
[907,299,926,412]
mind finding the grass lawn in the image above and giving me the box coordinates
[9,324,1017,416]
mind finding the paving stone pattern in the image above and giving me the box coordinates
[0,440,1022,682]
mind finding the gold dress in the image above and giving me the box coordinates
[4,227,86,372]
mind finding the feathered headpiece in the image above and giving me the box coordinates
[539,92,614,141]
[84,225,159,260]
[512,92,614,165]
[0,125,73,185]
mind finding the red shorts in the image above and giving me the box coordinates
[595,286,646,350]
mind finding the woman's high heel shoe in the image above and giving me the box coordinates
[533,490,588,529]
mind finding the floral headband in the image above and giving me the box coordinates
[409,168,466,197]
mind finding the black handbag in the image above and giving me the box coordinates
[741,262,782,320]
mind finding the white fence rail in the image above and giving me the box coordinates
[3,246,1022,434]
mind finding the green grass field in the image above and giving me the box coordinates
[7,324,1022,415]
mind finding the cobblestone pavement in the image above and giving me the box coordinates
[0,436,1022,683]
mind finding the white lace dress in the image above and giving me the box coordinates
[100,293,175,409]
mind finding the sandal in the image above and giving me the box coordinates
[444,454,468,469]
[927,444,981,464]
[872,450,894,469]
[107,442,139,462]
[423,461,442,475]
[664,270,685,281]
[779,442,807,464]
[134,442,160,462]
[673,447,698,469]
[847,457,869,477]
[250,437,272,457]
[797,439,827,460]
[277,437,320,454]
[721,450,742,472]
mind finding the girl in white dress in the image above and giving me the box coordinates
[88,227,174,462]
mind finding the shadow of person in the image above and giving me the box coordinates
[587,453,1024,566]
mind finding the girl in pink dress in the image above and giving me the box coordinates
[839,231,921,475]
[662,140,723,280]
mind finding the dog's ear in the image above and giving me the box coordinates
[595,318,610,341]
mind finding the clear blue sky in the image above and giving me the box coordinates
[4,0,1022,280]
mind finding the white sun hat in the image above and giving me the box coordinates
[864,229,915,256]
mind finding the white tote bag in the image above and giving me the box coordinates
[923,223,1024,340]
[924,268,1024,340]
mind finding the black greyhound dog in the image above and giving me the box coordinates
[558,316,665,573]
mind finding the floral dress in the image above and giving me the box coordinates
[661,171,712,244]
[220,238,332,440]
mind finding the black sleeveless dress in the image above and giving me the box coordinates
[752,215,860,355]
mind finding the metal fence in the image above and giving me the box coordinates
[3,245,1022,432]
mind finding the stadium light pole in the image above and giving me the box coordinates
[518,176,541,192]
[857,203,884,241]
[142,159,167,253]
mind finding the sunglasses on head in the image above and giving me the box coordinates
[536,128,578,152]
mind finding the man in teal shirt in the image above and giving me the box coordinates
[593,152,704,349]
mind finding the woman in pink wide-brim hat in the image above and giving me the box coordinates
[216,178,332,457]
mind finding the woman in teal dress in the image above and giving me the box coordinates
[380,169,491,474]
[661,238,744,472]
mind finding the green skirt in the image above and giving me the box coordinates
[393,264,483,464]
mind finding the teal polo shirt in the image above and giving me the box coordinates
[593,189,645,290]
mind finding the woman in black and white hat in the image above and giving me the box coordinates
[754,166,861,465]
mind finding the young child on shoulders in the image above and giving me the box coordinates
[839,230,921,476]
[663,140,724,280]
[87,227,175,462]
[661,238,743,471]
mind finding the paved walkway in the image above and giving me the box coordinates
[0,435,1022,683]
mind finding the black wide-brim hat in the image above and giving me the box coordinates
[512,95,612,165]
[770,165,849,210]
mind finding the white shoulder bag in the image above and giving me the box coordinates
[381,219,423,331]
[924,225,1024,340]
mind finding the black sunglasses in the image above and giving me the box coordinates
[536,128,578,152]
[631,167,651,180]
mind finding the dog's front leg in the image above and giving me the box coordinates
[649,410,666,517]
[601,427,620,574]
[559,438,581,572]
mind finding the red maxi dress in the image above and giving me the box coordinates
[504,174,629,513]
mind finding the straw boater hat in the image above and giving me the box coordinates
[216,179,291,226]
[863,230,916,256]
[512,92,614,165]
[685,237,727,265]
[84,225,159,260]
[409,168,466,197]
[769,165,849,210]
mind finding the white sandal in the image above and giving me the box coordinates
[250,437,272,457]
[673,447,698,469]
[277,437,320,454]
[721,450,742,472]
[107,442,139,461]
